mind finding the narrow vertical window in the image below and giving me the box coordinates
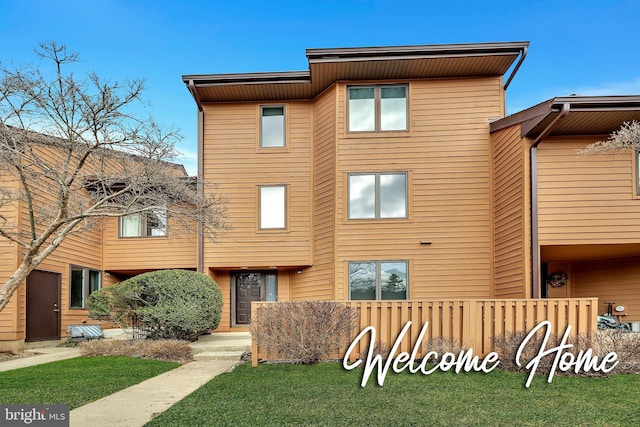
[380,86,407,131]
[70,266,102,309]
[260,106,285,147]
[260,185,286,229]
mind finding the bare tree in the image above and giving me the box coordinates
[0,41,225,312]
[581,121,640,154]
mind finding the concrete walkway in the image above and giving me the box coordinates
[1,331,251,426]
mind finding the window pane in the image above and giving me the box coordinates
[70,269,84,308]
[261,106,285,147]
[89,270,101,295]
[381,86,407,131]
[381,262,407,300]
[349,262,376,300]
[348,87,375,132]
[349,174,375,219]
[265,274,277,301]
[147,209,167,236]
[380,174,407,218]
[120,214,141,237]
[260,186,285,229]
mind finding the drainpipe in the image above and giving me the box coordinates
[504,46,528,90]
[188,80,205,273]
[530,102,570,298]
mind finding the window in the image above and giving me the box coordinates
[260,106,285,147]
[259,185,286,229]
[119,208,167,237]
[348,85,407,132]
[70,266,101,309]
[349,261,408,300]
[348,173,407,219]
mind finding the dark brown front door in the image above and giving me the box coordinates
[233,271,278,325]
[26,270,61,341]
[235,272,262,325]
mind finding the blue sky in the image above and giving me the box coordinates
[2,0,639,174]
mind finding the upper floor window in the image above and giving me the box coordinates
[70,266,101,309]
[349,261,408,300]
[119,208,167,238]
[348,85,408,132]
[348,173,407,219]
[259,185,286,229]
[260,106,285,147]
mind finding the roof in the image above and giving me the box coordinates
[490,96,640,137]
[183,41,529,104]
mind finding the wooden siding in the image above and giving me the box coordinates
[572,256,640,322]
[491,124,529,298]
[334,78,503,299]
[289,86,337,300]
[251,298,599,365]
[0,174,20,340]
[538,137,640,244]
[102,216,197,271]
[201,102,313,268]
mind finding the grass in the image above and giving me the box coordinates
[0,356,179,409]
[148,363,640,426]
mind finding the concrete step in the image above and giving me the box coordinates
[193,350,247,362]
[191,344,251,354]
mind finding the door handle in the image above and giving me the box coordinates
[53,303,60,313]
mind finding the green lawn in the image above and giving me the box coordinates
[0,356,179,409]
[148,363,640,426]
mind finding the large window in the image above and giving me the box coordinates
[119,208,167,237]
[259,185,286,229]
[348,173,407,219]
[348,85,407,132]
[70,266,101,309]
[349,261,408,300]
[260,105,285,148]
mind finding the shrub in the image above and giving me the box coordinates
[250,301,358,365]
[88,270,223,341]
[79,339,192,364]
[493,329,640,375]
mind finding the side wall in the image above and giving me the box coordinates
[538,137,640,244]
[0,174,21,342]
[491,125,529,297]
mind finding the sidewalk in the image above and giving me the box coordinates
[0,332,251,426]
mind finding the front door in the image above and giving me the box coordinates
[26,270,61,341]
[233,271,277,325]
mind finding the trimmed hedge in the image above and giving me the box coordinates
[88,269,222,340]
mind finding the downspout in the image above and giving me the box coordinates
[504,46,528,90]
[530,102,570,297]
[188,80,205,273]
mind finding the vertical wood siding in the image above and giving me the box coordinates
[538,137,640,244]
[492,125,528,297]
[334,78,503,299]
[251,299,599,365]
[202,102,312,268]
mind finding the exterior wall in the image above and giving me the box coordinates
[537,136,640,245]
[334,77,503,299]
[102,216,197,271]
[201,102,313,268]
[0,174,21,342]
[571,256,640,322]
[289,86,337,300]
[491,125,529,298]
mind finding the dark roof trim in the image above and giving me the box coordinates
[305,41,529,61]
[182,71,310,86]
[490,95,640,136]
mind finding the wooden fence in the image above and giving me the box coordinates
[251,298,598,366]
